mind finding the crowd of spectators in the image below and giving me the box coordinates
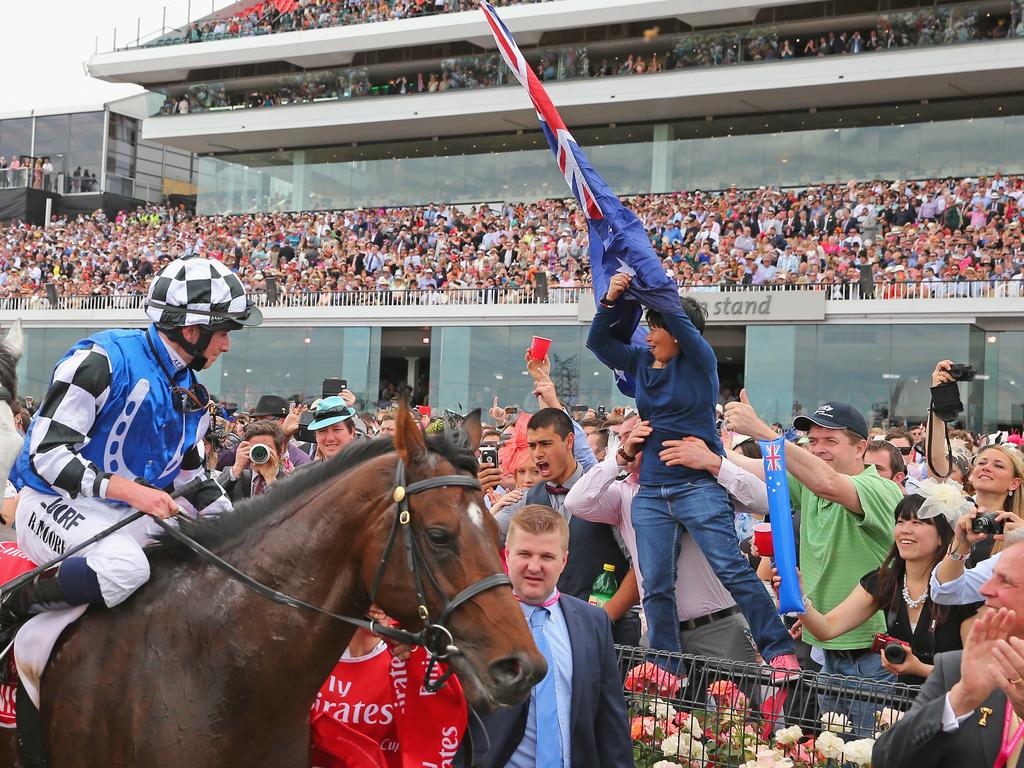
[4,194,1019,392]
[162,3,1018,116]
[1,173,1024,306]
[150,0,548,47]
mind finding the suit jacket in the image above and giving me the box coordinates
[460,595,632,768]
[873,651,1007,768]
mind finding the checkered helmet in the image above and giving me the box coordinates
[145,257,262,330]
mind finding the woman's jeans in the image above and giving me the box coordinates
[632,479,795,662]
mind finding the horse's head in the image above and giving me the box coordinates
[0,321,23,489]
[367,403,546,708]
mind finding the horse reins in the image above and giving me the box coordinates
[151,456,511,693]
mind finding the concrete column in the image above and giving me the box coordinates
[650,123,675,194]
[405,356,419,391]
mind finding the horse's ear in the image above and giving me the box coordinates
[393,400,428,466]
[462,409,482,452]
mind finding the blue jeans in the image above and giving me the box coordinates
[820,650,895,738]
[632,480,794,662]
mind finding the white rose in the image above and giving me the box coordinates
[842,738,876,766]
[820,711,853,734]
[652,762,684,768]
[816,731,846,761]
[775,725,804,746]
[660,733,708,764]
[650,700,679,721]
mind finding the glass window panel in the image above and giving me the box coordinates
[721,133,762,189]
[33,115,70,160]
[877,124,921,180]
[796,128,840,185]
[690,137,728,191]
[918,121,962,179]
[0,118,32,159]
[961,117,1005,178]
[838,126,880,180]
[669,136,694,191]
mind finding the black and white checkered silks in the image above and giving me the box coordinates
[145,257,248,327]
[27,342,229,515]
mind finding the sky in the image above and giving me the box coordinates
[0,0,221,113]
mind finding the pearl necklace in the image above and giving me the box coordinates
[903,574,929,610]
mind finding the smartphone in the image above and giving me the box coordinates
[505,406,519,416]
[322,378,347,399]
[574,404,589,414]
[597,405,607,419]
[479,446,499,467]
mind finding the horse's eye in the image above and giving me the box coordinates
[426,528,451,547]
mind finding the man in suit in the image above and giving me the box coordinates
[873,530,1024,767]
[463,504,633,768]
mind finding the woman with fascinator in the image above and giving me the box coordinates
[778,482,980,685]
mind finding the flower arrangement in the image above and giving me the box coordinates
[624,661,896,768]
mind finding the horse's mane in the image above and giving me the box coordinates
[151,432,478,561]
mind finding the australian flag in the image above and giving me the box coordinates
[480,1,680,396]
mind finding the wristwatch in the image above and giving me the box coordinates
[616,446,635,465]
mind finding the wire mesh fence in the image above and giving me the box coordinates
[615,646,920,768]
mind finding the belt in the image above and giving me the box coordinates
[679,605,741,632]
[826,646,874,661]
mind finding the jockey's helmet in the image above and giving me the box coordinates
[144,256,262,370]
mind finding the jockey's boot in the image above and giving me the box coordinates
[0,566,67,652]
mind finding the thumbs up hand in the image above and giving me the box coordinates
[723,388,773,441]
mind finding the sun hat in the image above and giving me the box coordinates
[308,396,355,431]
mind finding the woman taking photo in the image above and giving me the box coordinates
[791,489,979,685]
[587,272,798,672]
[928,360,1024,588]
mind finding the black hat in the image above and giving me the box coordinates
[793,401,869,439]
[251,395,289,418]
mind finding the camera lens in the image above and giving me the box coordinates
[884,642,907,665]
[250,444,271,464]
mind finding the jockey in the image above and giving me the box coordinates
[0,257,261,641]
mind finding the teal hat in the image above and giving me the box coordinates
[308,396,355,431]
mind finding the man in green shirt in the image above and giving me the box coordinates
[722,394,903,735]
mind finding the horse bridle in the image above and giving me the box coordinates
[154,455,512,692]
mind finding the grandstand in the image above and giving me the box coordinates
[5,0,1024,430]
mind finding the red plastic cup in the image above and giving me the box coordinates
[417,405,431,419]
[529,335,552,361]
[753,523,774,557]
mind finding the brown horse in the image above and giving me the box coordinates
[11,405,543,767]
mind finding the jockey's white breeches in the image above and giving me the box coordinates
[15,488,162,607]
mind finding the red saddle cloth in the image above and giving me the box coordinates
[0,541,38,728]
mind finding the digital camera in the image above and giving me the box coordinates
[249,443,272,465]
[948,362,976,382]
[871,633,910,665]
[971,511,1005,536]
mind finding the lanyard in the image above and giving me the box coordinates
[514,589,560,608]
[995,704,1024,768]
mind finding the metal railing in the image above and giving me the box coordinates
[2,280,1021,312]
[616,646,919,767]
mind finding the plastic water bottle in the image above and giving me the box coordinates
[588,563,618,608]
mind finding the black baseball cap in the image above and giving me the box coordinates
[793,402,869,439]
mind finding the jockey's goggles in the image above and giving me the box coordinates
[173,382,211,414]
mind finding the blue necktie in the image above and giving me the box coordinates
[530,606,562,768]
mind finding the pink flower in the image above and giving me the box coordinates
[707,679,748,710]
[624,662,685,697]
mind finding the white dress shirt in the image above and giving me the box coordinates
[929,553,997,606]
[564,454,735,621]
